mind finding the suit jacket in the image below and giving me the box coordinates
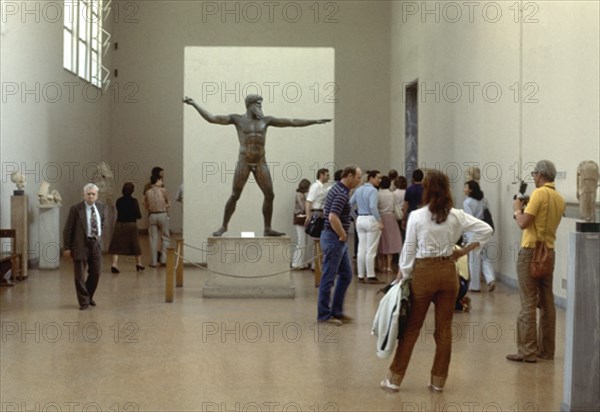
[63,201,105,261]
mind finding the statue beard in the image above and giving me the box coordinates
[250,105,264,119]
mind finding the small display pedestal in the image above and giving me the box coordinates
[11,195,28,278]
[39,206,61,269]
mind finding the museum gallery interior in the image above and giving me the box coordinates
[1,1,599,411]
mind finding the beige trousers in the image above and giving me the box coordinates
[389,258,459,389]
[516,248,556,360]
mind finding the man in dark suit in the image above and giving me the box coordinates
[63,183,104,310]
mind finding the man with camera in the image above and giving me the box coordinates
[507,160,565,363]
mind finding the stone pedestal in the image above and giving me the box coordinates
[11,195,28,278]
[39,206,61,269]
[102,203,116,253]
[561,231,600,412]
[203,236,295,298]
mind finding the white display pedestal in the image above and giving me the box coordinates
[561,230,600,412]
[39,206,61,269]
[11,195,28,278]
[203,236,295,298]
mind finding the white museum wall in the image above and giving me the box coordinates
[0,0,112,264]
[389,1,600,299]
[183,47,334,263]
[109,0,392,232]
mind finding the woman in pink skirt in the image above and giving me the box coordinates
[377,176,403,273]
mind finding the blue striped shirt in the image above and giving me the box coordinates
[323,181,352,232]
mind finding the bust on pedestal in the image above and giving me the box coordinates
[38,181,62,269]
[576,160,599,224]
[93,161,116,252]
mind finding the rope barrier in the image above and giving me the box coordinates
[167,239,322,279]
[182,241,314,253]
[172,250,322,279]
[165,238,324,302]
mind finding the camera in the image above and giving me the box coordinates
[513,181,530,206]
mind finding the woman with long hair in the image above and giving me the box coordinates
[463,180,496,292]
[380,171,492,393]
[292,179,311,270]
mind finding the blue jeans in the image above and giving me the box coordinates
[318,229,353,321]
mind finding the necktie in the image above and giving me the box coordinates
[90,206,99,238]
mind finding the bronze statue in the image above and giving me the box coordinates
[183,94,331,237]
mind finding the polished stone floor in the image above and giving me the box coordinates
[1,242,565,412]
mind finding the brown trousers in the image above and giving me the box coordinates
[389,258,459,389]
[516,248,556,360]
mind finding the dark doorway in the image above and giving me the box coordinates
[405,81,418,179]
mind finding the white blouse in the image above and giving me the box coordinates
[399,206,493,277]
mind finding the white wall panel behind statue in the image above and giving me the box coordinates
[183,47,334,263]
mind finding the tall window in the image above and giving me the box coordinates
[64,0,104,88]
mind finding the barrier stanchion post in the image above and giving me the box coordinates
[166,247,175,302]
[314,239,322,287]
[176,238,184,287]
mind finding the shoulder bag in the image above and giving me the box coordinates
[305,213,324,238]
[394,202,404,221]
[482,199,494,232]
[529,188,554,279]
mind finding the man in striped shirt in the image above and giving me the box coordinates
[317,165,363,325]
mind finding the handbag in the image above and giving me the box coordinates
[529,188,554,279]
[530,240,553,279]
[482,203,494,232]
[394,203,404,221]
[293,213,306,226]
[305,213,324,237]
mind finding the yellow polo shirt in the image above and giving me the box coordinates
[521,183,566,248]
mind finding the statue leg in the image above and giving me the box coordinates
[254,162,284,237]
[213,163,250,237]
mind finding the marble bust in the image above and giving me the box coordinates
[38,181,62,207]
[466,166,481,183]
[92,161,115,204]
[577,160,599,222]
[10,171,26,192]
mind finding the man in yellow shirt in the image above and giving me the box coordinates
[508,160,566,363]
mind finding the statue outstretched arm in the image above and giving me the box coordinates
[268,117,332,128]
[183,96,233,125]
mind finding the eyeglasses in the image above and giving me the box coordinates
[531,171,539,176]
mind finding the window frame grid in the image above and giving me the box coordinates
[63,0,104,89]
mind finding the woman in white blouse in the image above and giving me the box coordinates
[380,171,492,393]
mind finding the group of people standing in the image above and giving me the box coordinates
[351,170,403,284]
[292,168,408,281]
[62,166,174,310]
[308,161,565,394]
